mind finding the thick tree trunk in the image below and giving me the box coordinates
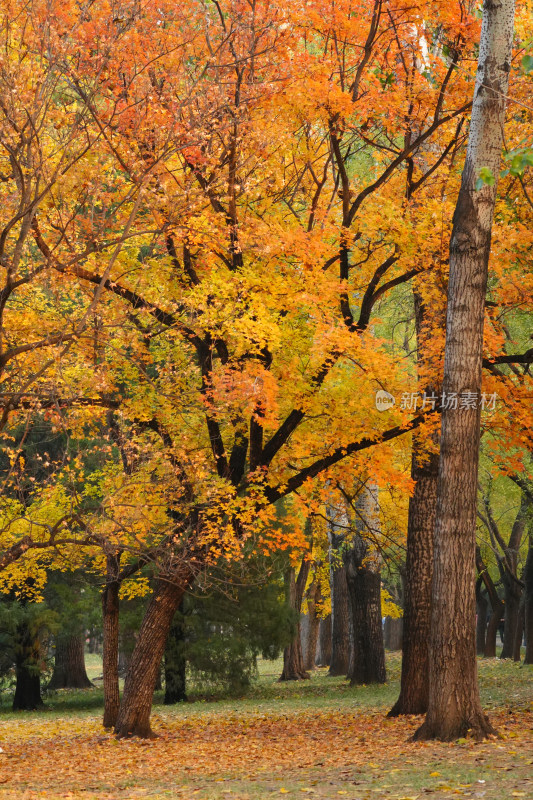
[13,619,43,711]
[48,634,93,690]
[280,559,311,681]
[13,660,43,711]
[102,553,121,728]
[164,603,187,704]
[389,433,438,715]
[316,615,332,667]
[524,524,533,664]
[415,0,514,741]
[346,540,386,684]
[114,576,188,738]
[345,485,386,685]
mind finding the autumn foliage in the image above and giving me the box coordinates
[0,0,531,740]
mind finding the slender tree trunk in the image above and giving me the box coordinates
[102,553,121,728]
[303,580,321,671]
[300,611,310,665]
[280,558,311,681]
[476,547,503,657]
[476,581,488,655]
[415,0,515,741]
[316,615,332,667]
[48,634,93,690]
[114,576,189,738]
[500,569,521,658]
[512,601,524,662]
[164,602,187,704]
[524,522,533,664]
[389,434,438,715]
[327,510,351,676]
[484,610,501,657]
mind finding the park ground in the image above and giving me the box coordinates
[0,655,532,800]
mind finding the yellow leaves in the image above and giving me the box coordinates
[381,588,403,619]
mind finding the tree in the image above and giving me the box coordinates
[414,0,516,741]
[1,0,530,741]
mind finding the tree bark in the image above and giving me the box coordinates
[102,553,121,728]
[384,617,403,651]
[345,485,386,685]
[476,580,488,655]
[496,495,528,658]
[316,615,332,667]
[476,547,504,657]
[13,617,44,711]
[327,510,351,676]
[13,660,43,711]
[164,602,187,704]
[512,602,524,662]
[500,568,521,658]
[415,0,515,741]
[279,558,311,681]
[524,520,533,664]
[389,434,438,715]
[302,579,321,671]
[48,633,93,690]
[114,576,188,738]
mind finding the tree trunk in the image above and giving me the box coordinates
[316,615,332,667]
[524,523,533,664]
[476,581,488,656]
[327,510,351,676]
[114,576,188,738]
[13,619,43,711]
[415,0,515,741]
[500,568,521,658]
[300,612,310,665]
[389,432,438,715]
[102,553,121,728]
[384,617,403,651]
[279,558,311,681]
[345,484,386,685]
[302,579,321,671]
[164,602,187,704]
[346,541,386,684]
[512,601,524,662]
[48,634,93,690]
[476,547,504,657]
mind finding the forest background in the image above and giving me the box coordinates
[0,0,532,784]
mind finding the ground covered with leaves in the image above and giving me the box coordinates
[0,656,531,800]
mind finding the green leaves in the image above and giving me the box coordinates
[475,167,495,191]
[521,54,533,74]
[502,148,533,177]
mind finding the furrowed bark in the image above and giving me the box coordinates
[415,0,515,741]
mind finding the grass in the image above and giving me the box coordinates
[0,654,531,800]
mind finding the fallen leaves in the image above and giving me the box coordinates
[0,706,531,799]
